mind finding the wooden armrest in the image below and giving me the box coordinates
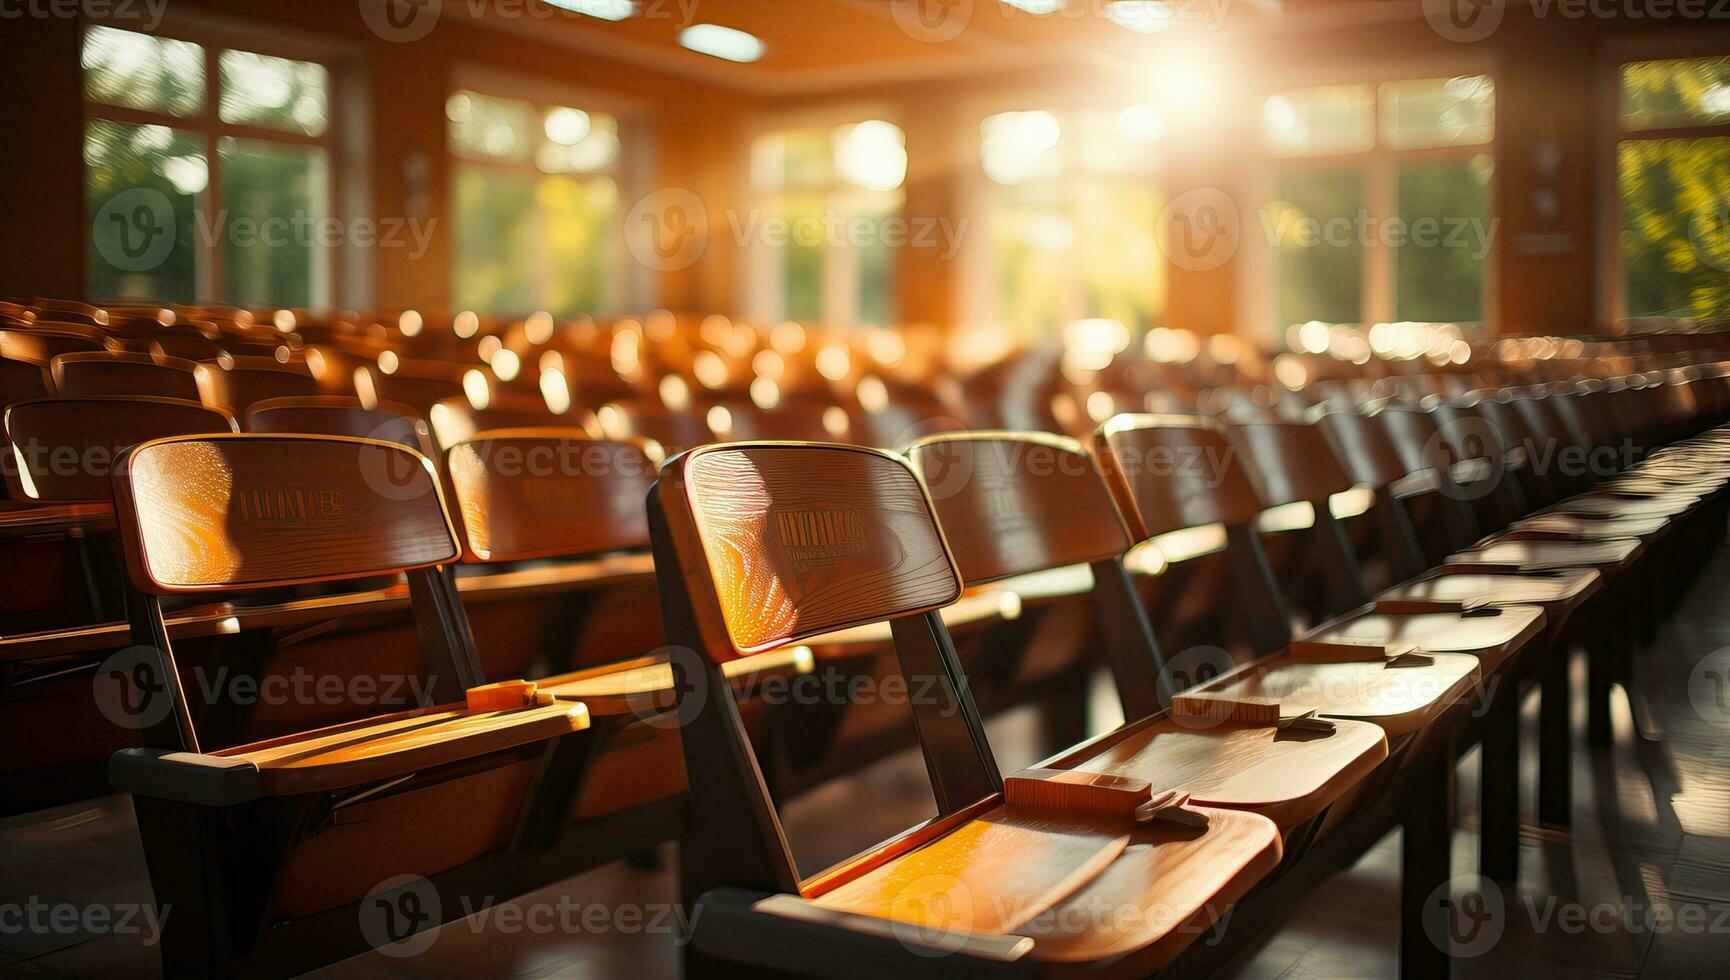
[538,646,814,716]
[109,748,263,806]
[753,893,1034,963]
[203,699,590,796]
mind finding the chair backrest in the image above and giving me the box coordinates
[367,359,468,416]
[447,429,657,563]
[597,399,716,457]
[906,432,1133,586]
[112,434,459,594]
[1092,413,1266,539]
[1313,408,1408,490]
[246,395,437,459]
[4,397,236,502]
[1228,419,1355,507]
[657,442,962,662]
[1,325,109,364]
[195,356,323,415]
[52,351,200,401]
[427,393,599,450]
[1,357,51,407]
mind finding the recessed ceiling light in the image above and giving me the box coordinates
[679,24,764,63]
[545,0,635,20]
[1105,0,1176,33]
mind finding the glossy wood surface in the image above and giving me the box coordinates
[1229,420,1355,504]
[115,434,459,593]
[537,645,811,716]
[1449,537,1641,569]
[1014,805,1280,966]
[51,351,200,400]
[213,698,590,795]
[811,806,1131,934]
[906,432,1132,586]
[674,443,962,658]
[1195,649,1481,737]
[0,325,109,364]
[427,393,601,450]
[3,397,236,502]
[1093,414,1267,538]
[245,396,438,459]
[1303,604,1545,666]
[1049,716,1388,829]
[194,357,322,414]
[1377,568,1599,607]
[447,429,656,562]
[1511,512,1670,538]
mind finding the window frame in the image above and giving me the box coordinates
[1596,34,1730,328]
[446,66,653,317]
[742,103,906,330]
[957,92,1170,340]
[81,12,363,307]
[1241,54,1498,339]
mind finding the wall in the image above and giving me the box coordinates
[1,0,757,313]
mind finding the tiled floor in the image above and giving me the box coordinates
[7,549,1730,978]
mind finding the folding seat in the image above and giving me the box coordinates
[906,430,1388,826]
[0,397,236,810]
[193,355,326,416]
[106,433,590,975]
[51,350,201,401]
[443,429,808,872]
[651,441,1282,977]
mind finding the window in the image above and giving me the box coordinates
[447,89,627,317]
[1616,56,1730,323]
[747,119,906,329]
[971,105,1165,340]
[1259,75,1495,334]
[83,25,335,306]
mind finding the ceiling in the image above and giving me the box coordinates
[463,0,1433,95]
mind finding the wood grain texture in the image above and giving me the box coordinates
[1093,414,1267,539]
[51,351,200,401]
[674,443,962,658]
[1195,650,1481,737]
[810,807,1131,934]
[907,432,1133,586]
[1229,420,1356,505]
[245,396,437,460]
[212,698,590,795]
[447,429,656,562]
[114,434,460,593]
[1054,717,1388,829]
[1014,805,1280,966]
[3,397,237,502]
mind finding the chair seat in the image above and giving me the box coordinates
[1509,513,1670,538]
[1302,604,1546,670]
[203,698,591,796]
[1192,650,1480,737]
[1448,537,1642,570]
[1548,494,1695,517]
[1377,568,1599,608]
[1051,716,1388,829]
[811,803,1281,970]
